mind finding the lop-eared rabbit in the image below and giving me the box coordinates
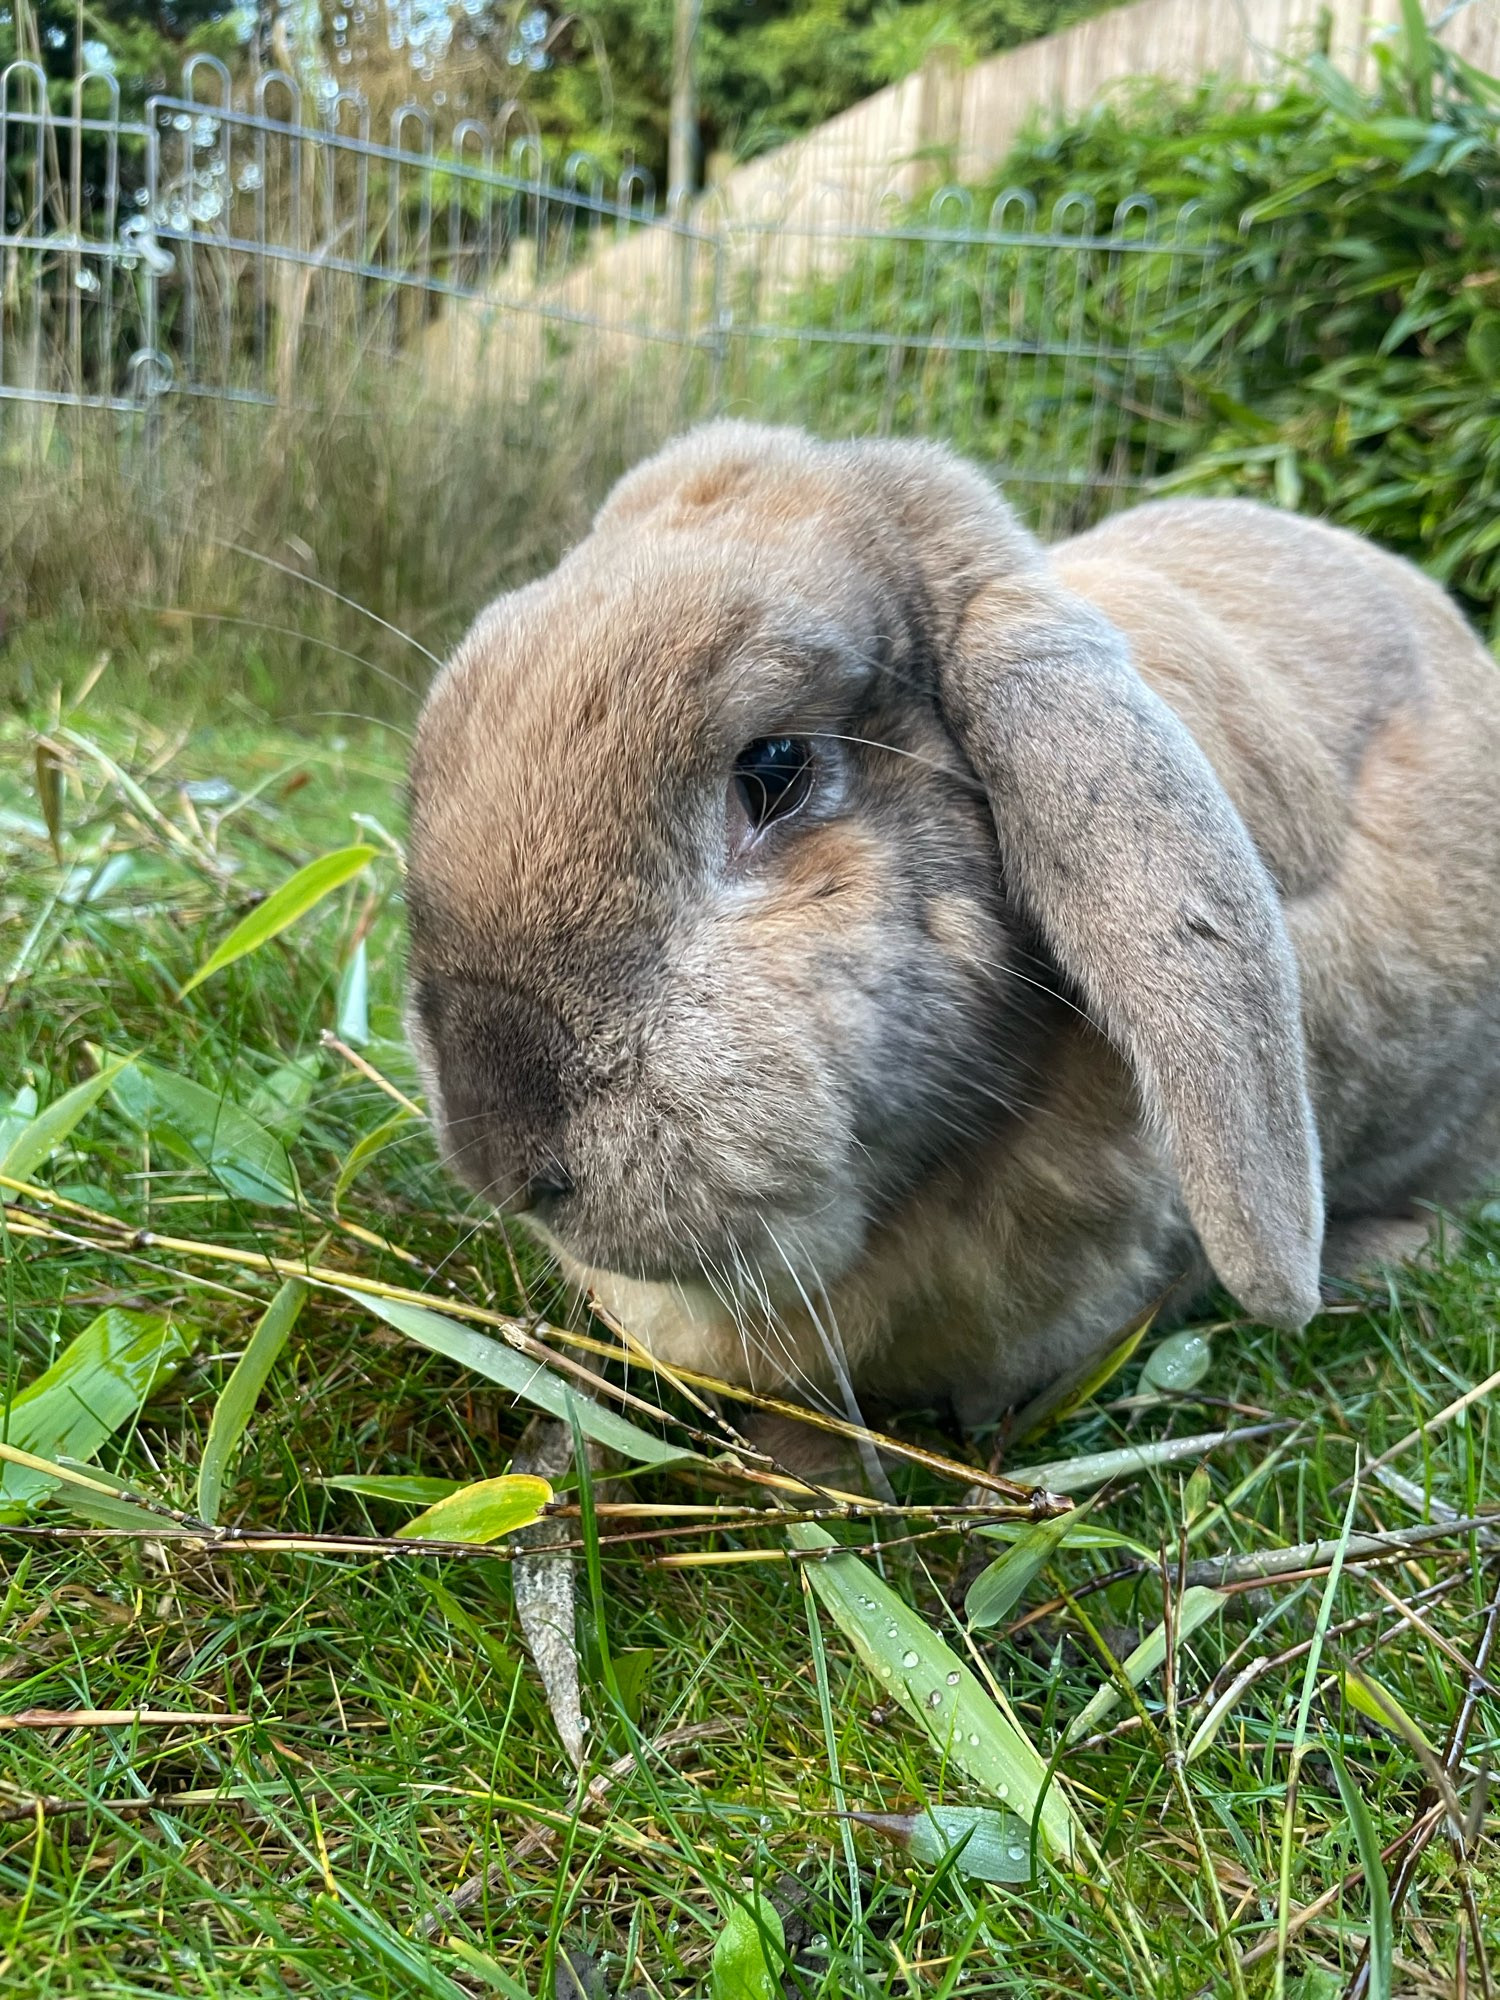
[406,423,1500,1424]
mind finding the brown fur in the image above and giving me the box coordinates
[406,423,1500,1421]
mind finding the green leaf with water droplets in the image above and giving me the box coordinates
[1139,1329,1214,1397]
[851,1803,1034,1882]
[787,1520,1075,1859]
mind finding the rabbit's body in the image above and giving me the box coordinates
[407,427,1500,1421]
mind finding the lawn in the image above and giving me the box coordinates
[1,683,1495,1998]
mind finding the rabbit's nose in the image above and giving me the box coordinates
[505,1162,575,1215]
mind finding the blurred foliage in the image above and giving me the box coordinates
[0,0,251,110]
[1,1,1119,185]
[774,8,1500,636]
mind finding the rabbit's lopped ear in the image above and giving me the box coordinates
[942,580,1323,1329]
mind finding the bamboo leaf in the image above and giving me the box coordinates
[322,1474,464,1506]
[108,1056,298,1207]
[787,1521,1076,1859]
[336,1291,692,1469]
[1138,1329,1214,1397]
[336,938,370,1045]
[851,1804,1034,1883]
[246,1056,320,1144]
[34,738,64,859]
[709,1895,784,2000]
[332,1110,416,1211]
[1008,1301,1153,1443]
[179,844,377,996]
[0,1056,135,1185]
[1342,1668,1437,1754]
[394,1473,552,1543]
[0,1086,39,1158]
[1006,1426,1274,1495]
[965,1504,1091,1631]
[0,1441,167,1529]
[1064,1585,1227,1746]
[0,1310,193,1520]
[196,1279,307,1525]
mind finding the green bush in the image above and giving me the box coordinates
[760,10,1500,635]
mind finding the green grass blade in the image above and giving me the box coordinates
[394,1472,552,1543]
[0,1309,192,1519]
[196,1278,307,1525]
[337,1290,694,1468]
[1275,1472,1363,1999]
[0,1055,134,1184]
[787,1520,1076,1860]
[179,843,377,996]
[1327,1739,1393,2000]
[1064,1584,1227,1745]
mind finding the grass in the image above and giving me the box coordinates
[2,676,1498,1998]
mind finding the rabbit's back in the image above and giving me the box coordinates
[1054,496,1500,1214]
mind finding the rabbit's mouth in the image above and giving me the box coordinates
[504,1145,873,1302]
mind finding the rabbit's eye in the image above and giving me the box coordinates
[734,737,815,831]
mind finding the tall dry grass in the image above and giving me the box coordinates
[0,346,672,722]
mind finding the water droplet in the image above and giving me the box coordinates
[967,1731,980,1746]
[236,164,264,193]
[946,1670,960,1685]
[879,1665,891,1679]
[759,1814,772,1830]
[193,115,219,148]
[74,267,100,293]
[171,112,193,132]
[926,1688,943,1708]
[996,1784,1008,1799]
[810,1934,829,1952]
[1007,1842,1027,1862]
[901,1649,919,1669]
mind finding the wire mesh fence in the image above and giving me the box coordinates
[2,54,1267,531]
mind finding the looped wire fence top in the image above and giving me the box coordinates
[1,54,1273,531]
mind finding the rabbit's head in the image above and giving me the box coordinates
[407,423,1321,1366]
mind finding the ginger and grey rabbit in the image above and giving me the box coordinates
[405,422,1500,1424]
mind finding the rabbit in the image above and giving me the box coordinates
[404,421,1500,1425]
